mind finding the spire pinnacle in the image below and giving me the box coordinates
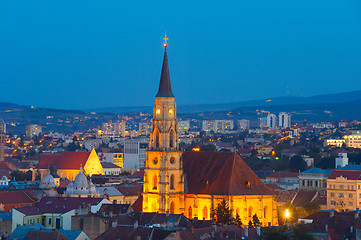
[163,34,168,48]
[155,35,174,98]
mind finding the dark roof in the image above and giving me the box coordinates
[98,203,132,215]
[16,196,106,215]
[117,185,142,196]
[267,171,299,179]
[0,190,37,204]
[182,151,274,195]
[24,230,70,240]
[155,48,174,98]
[132,195,142,212]
[101,162,121,169]
[95,226,172,240]
[112,212,192,229]
[0,161,11,171]
[304,210,357,239]
[291,190,319,207]
[37,152,91,170]
[328,170,361,180]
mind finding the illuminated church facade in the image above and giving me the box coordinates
[142,36,278,226]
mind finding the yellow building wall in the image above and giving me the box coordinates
[84,148,104,176]
[184,194,277,226]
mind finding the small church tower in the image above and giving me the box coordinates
[143,36,184,214]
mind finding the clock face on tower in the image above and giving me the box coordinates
[169,109,173,115]
[156,108,161,115]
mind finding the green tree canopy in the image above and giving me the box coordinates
[215,199,232,224]
[289,155,307,172]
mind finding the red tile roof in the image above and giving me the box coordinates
[182,151,274,196]
[0,162,11,171]
[16,196,106,215]
[117,186,142,196]
[131,195,142,212]
[37,152,91,170]
[0,190,37,211]
[328,170,361,180]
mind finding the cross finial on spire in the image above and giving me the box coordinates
[163,34,168,48]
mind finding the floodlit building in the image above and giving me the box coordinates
[266,114,277,129]
[299,168,332,195]
[124,139,148,169]
[344,133,361,149]
[139,122,151,136]
[178,120,190,133]
[327,169,361,211]
[325,139,345,148]
[142,40,278,226]
[237,119,250,130]
[202,120,217,133]
[278,112,291,128]
[102,121,126,137]
[36,149,104,180]
[26,124,42,137]
[335,152,348,168]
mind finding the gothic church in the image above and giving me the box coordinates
[142,37,278,226]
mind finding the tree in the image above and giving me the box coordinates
[10,171,26,181]
[292,223,314,240]
[261,227,289,240]
[201,144,217,152]
[252,214,261,227]
[215,199,232,224]
[234,213,242,228]
[248,220,254,228]
[289,155,307,172]
[25,170,33,181]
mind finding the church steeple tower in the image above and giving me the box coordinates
[143,36,184,214]
[155,46,174,98]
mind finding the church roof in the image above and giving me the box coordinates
[37,152,91,170]
[155,48,174,98]
[182,151,274,196]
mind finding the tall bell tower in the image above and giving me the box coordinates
[143,35,184,214]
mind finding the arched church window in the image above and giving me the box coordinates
[170,174,175,190]
[188,206,193,219]
[248,206,253,218]
[203,206,208,220]
[170,201,175,214]
[169,130,176,148]
[264,206,268,219]
[153,175,158,190]
[155,131,160,148]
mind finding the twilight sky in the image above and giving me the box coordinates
[0,0,361,110]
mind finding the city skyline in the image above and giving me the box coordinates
[1,0,361,110]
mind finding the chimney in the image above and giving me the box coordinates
[134,220,138,229]
[166,210,169,217]
[356,208,360,219]
[330,211,334,218]
[244,226,249,238]
[87,203,91,214]
[109,210,113,218]
[256,224,261,236]
[112,220,117,228]
[325,224,328,232]
[212,222,217,232]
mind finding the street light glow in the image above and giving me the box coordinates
[285,209,290,219]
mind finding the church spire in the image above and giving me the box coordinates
[155,35,174,98]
